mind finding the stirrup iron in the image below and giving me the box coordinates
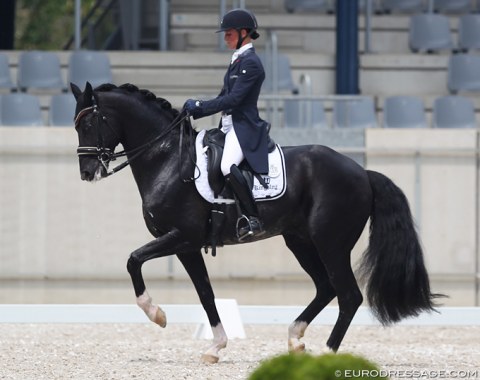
[236,215,264,241]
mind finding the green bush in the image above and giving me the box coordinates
[249,352,388,380]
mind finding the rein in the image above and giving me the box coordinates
[75,100,190,177]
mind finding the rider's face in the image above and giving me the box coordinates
[224,29,238,50]
[224,28,249,50]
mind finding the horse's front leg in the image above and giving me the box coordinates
[126,229,195,327]
[177,251,227,364]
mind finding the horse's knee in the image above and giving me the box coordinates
[126,254,141,275]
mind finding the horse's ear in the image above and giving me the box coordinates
[70,83,82,100]
[84,82,93,97]
[82,82,94,105]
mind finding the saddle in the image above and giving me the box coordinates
[202,127,276,196]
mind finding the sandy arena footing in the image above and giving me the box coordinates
[0,324,478,380]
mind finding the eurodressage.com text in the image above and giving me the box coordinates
[336,369,479,378]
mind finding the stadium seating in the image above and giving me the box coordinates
[49,94,76,127]
[383,95,427,128]
[69,50,113,89]
[383,0,424,13]
[447,53,480,94]
[283,98,328,128]
[17,51,64,92]
[433,95,477,128]
[408,13,453,53]
[284,0,333,13]
[258,52,297,93]
[0,93,43,126]
[458,14,480,52]
[333,97,378,128]
[433,0,473,13]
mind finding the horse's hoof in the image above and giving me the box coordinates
[288,341,306,353]
[201,354,219,364]
[153,307,167,328]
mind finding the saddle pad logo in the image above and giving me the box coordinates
[268,162,281,178]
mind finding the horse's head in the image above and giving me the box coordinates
[71,82,121,181]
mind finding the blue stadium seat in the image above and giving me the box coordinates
[284,0,333,13]
[17,51,64,91]
[258,52,296,93]
[69,51,113,89]
[333,97,378,129]
[409,13,453,53]
[433,0,472,13]
[458,14,480,52]
[383,0,424,13]
[49,94,76,127]
[283,98,328,128]
[447,54,480,94]
[0,93,43,126]
[433,95,476,128]
[384,96,427,128]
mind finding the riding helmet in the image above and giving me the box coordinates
[217,8,260,40]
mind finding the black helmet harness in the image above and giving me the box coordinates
[217,8,260,49]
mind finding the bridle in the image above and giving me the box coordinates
[74,97,190,177]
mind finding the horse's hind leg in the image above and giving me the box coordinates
[318,245,363,352]
[283,233,336,352]
[176,251,227,364]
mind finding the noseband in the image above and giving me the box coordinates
[75,98,189,177]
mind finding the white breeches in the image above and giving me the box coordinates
[220,115,244,176]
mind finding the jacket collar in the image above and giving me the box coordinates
[230,43,254,65]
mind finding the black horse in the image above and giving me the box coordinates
[71,82,440,363]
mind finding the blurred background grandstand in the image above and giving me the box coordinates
[0,0,479,307]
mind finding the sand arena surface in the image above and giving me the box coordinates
[0,324,478,380]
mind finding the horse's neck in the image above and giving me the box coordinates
[125,125,179,183]
[122,117,196,200]
[106,94,194,199]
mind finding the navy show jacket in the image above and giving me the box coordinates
[191,47,269,175]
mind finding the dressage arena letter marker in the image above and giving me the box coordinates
[194,299,246,339]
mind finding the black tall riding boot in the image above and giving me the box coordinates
[226,164,265,241]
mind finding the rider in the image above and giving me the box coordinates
[184,8,268,240]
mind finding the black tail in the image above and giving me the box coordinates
[359,170,443,325]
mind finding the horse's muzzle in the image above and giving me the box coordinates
[80,166,105,182]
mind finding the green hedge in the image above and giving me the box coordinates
[249,353,388,380]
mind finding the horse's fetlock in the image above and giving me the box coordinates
[136,291,152,310]
[288,321,308,340]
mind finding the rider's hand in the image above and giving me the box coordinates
[184,99,202,113]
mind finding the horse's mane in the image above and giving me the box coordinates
[95,83,180,119]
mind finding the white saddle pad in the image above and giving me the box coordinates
[194,129,287,204]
